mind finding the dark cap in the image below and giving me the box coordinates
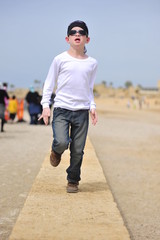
[67,20,89,36]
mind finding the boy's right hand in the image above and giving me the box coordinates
[90,109,98,126]
[38,107,51,125]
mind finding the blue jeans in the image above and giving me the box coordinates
[52,108,89,183]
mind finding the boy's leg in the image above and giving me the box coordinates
[52,108,70,155]
[66,110,89,183]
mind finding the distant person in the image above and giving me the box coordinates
[8,95,18,122]
[0,82,9,132]
[25,86,41,125]
[3,83,9,108]
[39,20,98,193]
[138,97,143,110]
[127,100,131,108]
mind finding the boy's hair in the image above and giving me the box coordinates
[67,20,89,37]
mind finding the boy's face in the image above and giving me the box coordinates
[65,27,90,47]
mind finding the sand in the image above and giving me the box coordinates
[8,138,130,240]
[0,98,160,240]
[0,113,52,240]
[89,97,160,240]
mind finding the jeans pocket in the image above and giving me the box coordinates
[53,108,62,119]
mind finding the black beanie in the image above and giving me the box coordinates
[67,20,89,36]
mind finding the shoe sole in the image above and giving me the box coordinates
[66,187,79,193]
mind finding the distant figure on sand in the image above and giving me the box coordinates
[39,20,98,193]
[0,82,9,132]
[25,86,41,125]
[8,95,18,122]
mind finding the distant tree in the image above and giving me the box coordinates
[10,84,15,91]
[137,84,142,89]
[125,81,133,88]
[109,82,113,88]
[101,80,107,86]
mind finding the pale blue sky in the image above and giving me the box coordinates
[0,0,160,89]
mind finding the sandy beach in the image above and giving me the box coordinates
[0,97,160,240]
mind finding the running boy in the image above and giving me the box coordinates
[39,20,98,193]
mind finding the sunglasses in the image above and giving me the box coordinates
[69,30,87,36]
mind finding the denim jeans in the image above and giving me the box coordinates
[52,108,89,183]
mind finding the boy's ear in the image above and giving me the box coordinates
[65,36,69,43]
[86,37,90,44]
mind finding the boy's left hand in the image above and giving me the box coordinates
[90,109,98,126]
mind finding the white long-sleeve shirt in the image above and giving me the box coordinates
[41,51,98,111]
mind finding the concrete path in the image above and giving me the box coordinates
[9,138,130,240]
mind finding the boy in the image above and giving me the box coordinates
[39,20,98,193]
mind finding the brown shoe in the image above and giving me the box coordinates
[67,182,79,193]
[50,151,61,167]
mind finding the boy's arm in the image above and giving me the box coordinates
[89,61,98,126]
[41,58,58,108]
[39,58,58,125]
